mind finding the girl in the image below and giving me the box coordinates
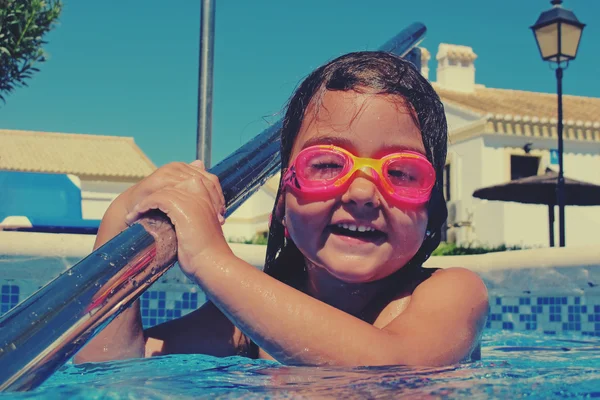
[75,51,488,367]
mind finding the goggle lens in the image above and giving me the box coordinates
[286,145,435,205]
[385,157,433,189]
[297,150,349,182]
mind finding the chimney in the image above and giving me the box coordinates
[419,47,430,80]
[436,43,478,93]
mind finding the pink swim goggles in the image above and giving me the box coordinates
[282,145,436,206]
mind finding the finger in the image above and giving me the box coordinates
[204,172,226,214]
[126,186,218,226]
[130,163,197,209]
[186,166,226,215]
[175,175,223,219]
[175,179,225,225]
[190,160,205,169]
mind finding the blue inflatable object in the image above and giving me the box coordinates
[0,171,100,234]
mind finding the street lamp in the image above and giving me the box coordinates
[530,0,585,247]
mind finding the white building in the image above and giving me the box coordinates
[226,44,600,248]
[0,129,155,221]
[428,44,600,248]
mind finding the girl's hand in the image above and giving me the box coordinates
[122,160,231,277]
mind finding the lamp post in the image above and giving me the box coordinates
[531,0,585,247]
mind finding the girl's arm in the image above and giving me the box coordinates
[74,162,244,363]
[189,251,488,366]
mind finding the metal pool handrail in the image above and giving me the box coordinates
[0,22,426,392]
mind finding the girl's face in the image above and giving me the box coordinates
[283,89,429,284]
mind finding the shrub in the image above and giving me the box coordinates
[432,242,523,256]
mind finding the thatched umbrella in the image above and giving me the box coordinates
[473,168,600,247]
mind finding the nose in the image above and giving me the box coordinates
[341,171,381,208]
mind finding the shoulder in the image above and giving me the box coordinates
[380,267,489,365]
[412,267,489,321]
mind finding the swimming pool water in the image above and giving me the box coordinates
[1,330,598,399]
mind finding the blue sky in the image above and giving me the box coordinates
[1,0,598,167]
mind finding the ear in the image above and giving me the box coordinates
[275,191,286,222]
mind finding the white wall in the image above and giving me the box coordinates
[460,135,600,248]
[502,142,600,247]
[80,180,135,220]
[222,185,277,242]
[446,137,485,244]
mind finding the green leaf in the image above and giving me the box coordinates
[0,0,61,105]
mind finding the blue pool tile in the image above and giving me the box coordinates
[563,323,582,331]
[549,305,562,313]
[490,314,502,321]
[574,297,581,305]
[496,298,502,305]
[502,322,514,330]
[159,292,166,300]
[531,306,543,314]
[568,314,581,322]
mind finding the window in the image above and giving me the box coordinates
[511,155,539,180]
[443,164,451,201]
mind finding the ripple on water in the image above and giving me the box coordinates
[1,330,598,399]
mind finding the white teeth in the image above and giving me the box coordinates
[336,223,375,232]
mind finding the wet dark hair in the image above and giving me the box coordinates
[264,51,448,292]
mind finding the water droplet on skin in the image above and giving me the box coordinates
[67,270,73,276]
[10,343,16,351]
[132,280,138,288]
[98,253,109,261]
[103,345,108,353]
[109,262,115,267]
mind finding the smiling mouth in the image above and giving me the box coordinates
[328,223,387,241]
